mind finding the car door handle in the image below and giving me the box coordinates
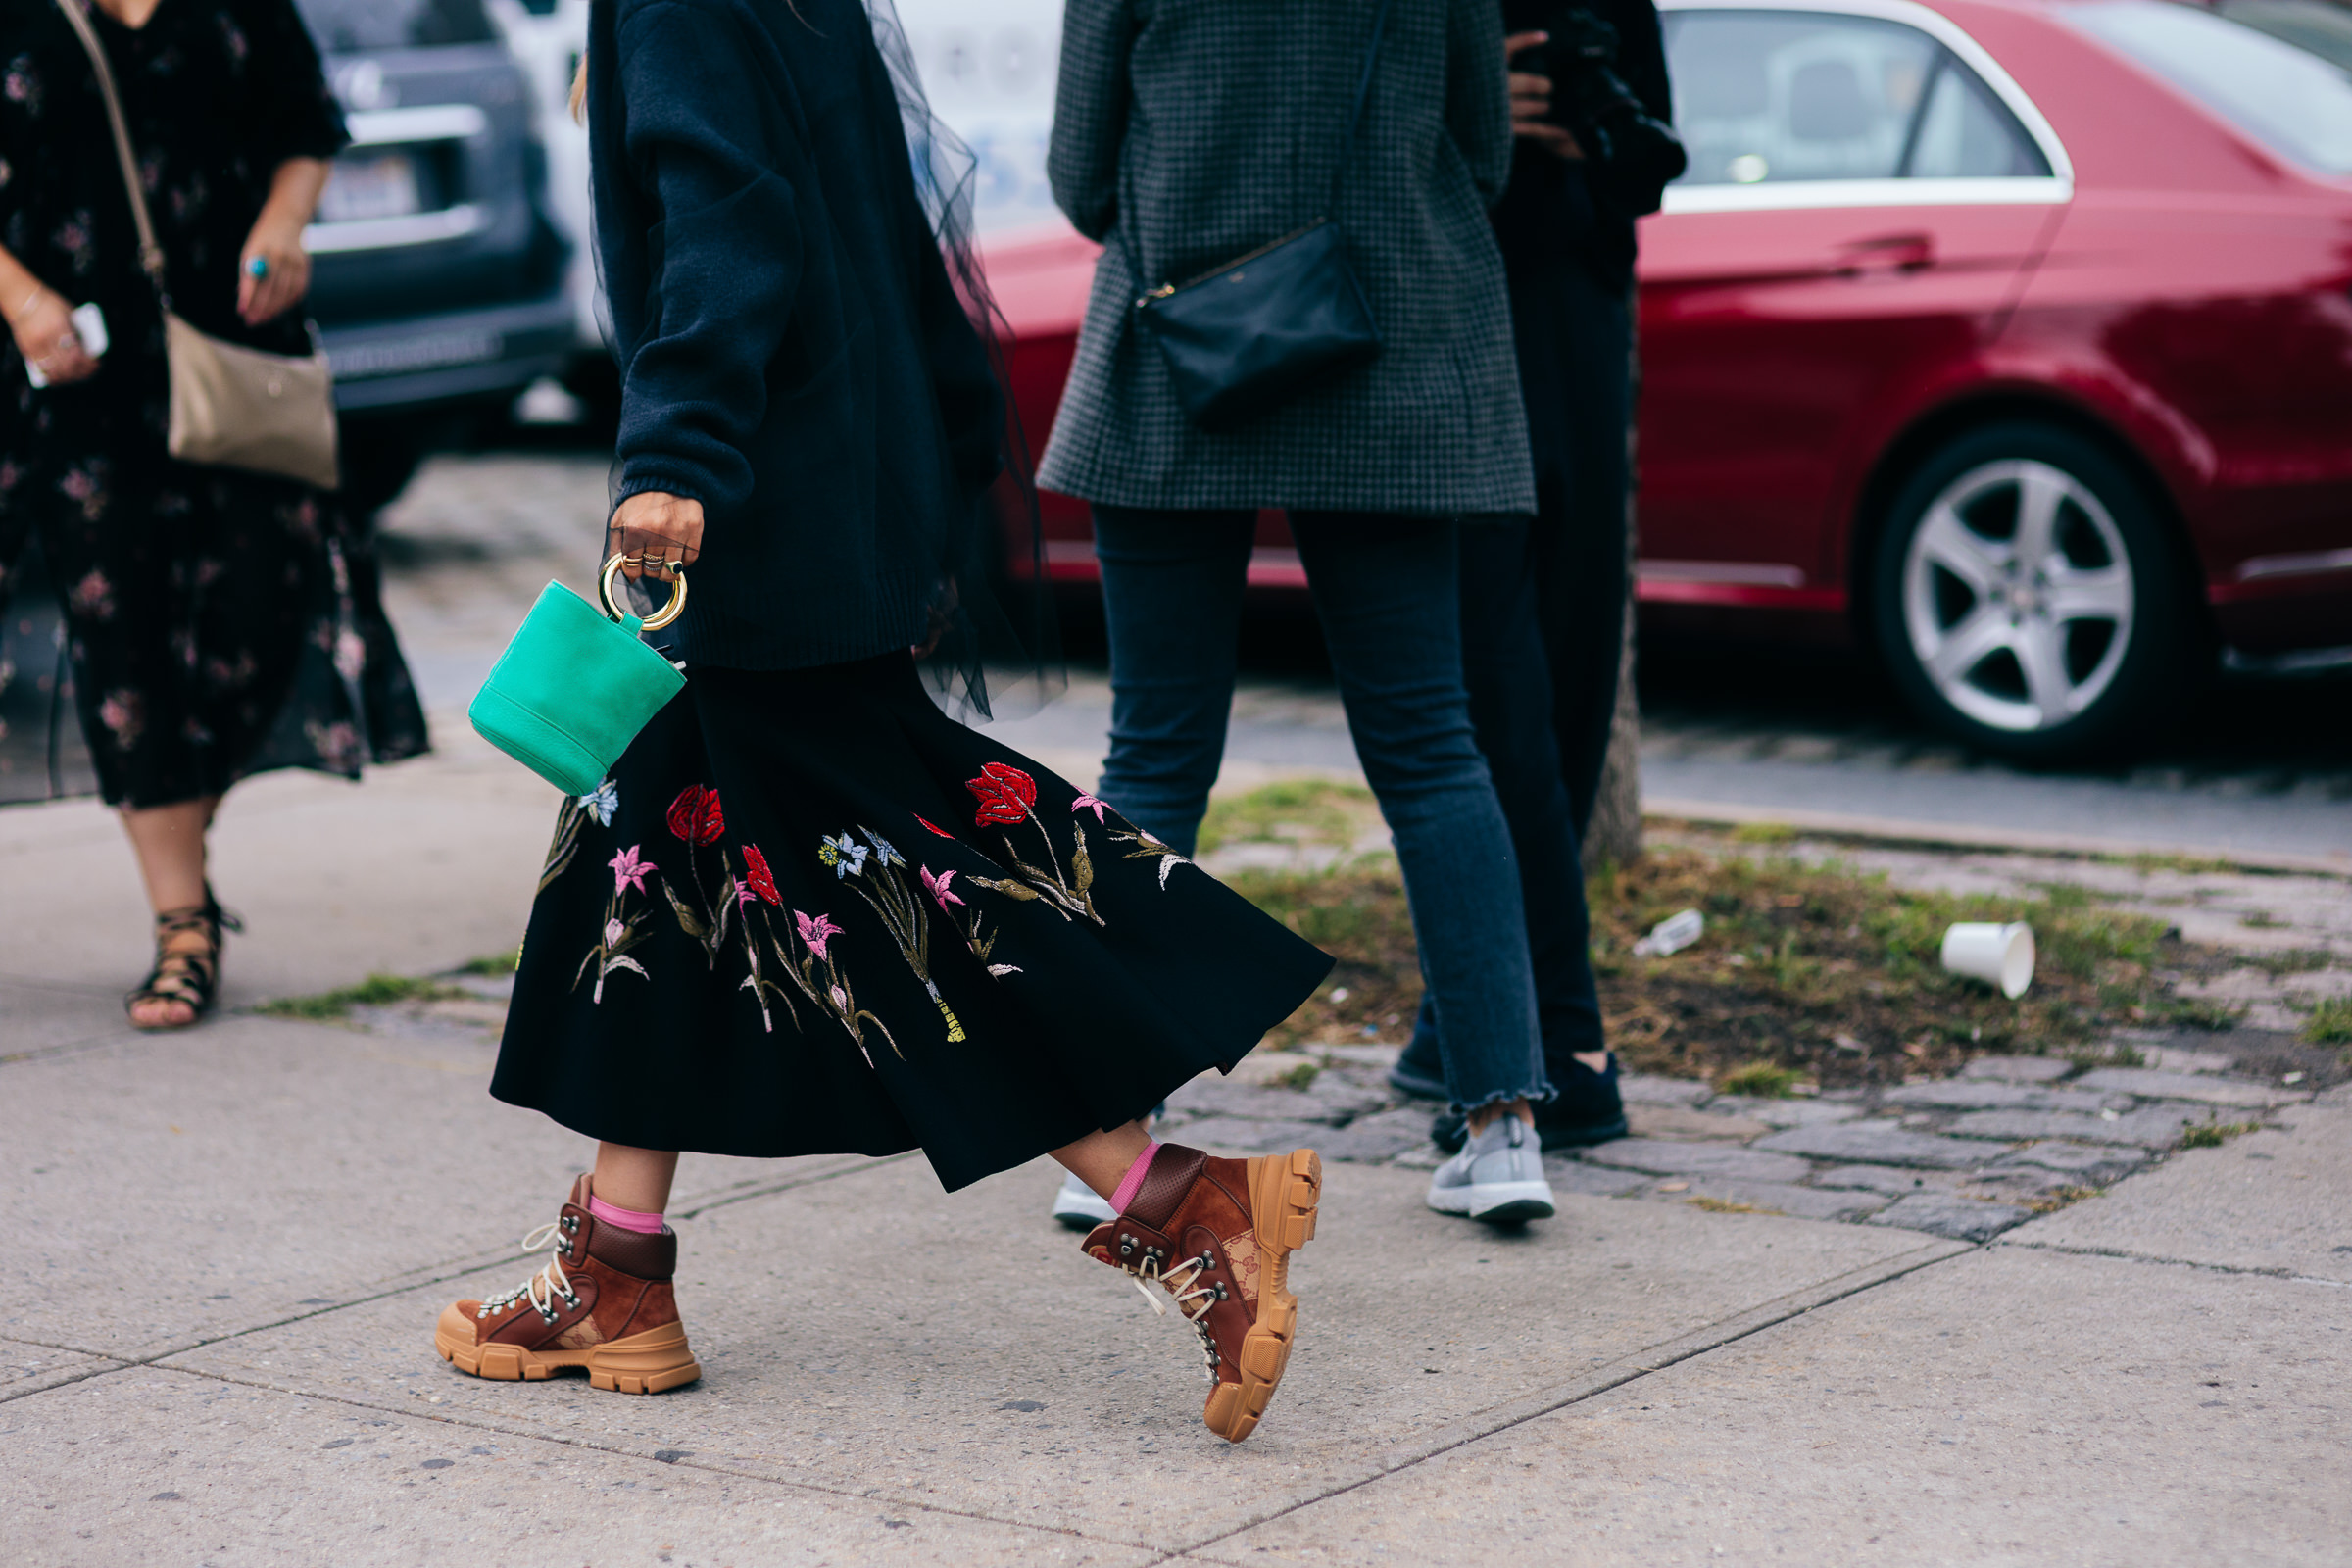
[1834,232,1936,275]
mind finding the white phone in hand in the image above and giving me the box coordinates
[24,302,107,388]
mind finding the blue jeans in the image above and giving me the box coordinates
[1091,506,1549,1112]
[1396,259,1629,1087]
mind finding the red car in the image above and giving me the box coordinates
[981,0,2352,759]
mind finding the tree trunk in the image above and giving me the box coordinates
[1583,306,1644,872]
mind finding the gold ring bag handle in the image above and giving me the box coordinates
[53,0,341,491]
[599,553,690,631]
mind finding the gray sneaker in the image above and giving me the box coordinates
[1426,1115,1555,1224]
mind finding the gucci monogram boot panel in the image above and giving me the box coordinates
[433,1175,702,1395]
[1083,1142,1323,1444]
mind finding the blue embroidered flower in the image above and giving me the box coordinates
[818,833,868,879]
[579,780,619,826]
[865,829,906,869]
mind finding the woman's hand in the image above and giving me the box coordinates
[610,490,704,581]
[7,286,99,385]
[238,158,330,326]
[237,213,313,326]
[1505,30,1586,162]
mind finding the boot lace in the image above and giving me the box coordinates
[476,1214,584,1326]
[1113,1247,1227,1383]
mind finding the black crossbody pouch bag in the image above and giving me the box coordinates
[1124,0,1393,430]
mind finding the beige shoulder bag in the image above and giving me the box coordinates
[55,0,340,491]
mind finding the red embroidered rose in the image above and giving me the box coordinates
[666,784,724,846]
[964,762,1037,826]
[914,814,956,840]
[741,843,781,906]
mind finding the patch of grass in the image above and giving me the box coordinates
[1688,1197,1777,1215]
[2301,997,2352,1045]
[2091,851,2237,875]
[2136,996,2247,1032]
[258,972,466,1021]
[1197,779,1380,857]
[2244,948,2336,977]
[1717,1060,1800,1098]
[2026,1185,2103,1214]
[1220,801,2257,1088]
[1227,862,1420,1050]
[460,948,521,977]
[1270,1061,1323,1091]
[2179,1119,2262,1150]
[1730,821,1796,845]
[2239,910,2287,929]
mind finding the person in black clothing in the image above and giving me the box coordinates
[0,0,426,1030]
[1389,0,1681,1150]
[431,0,1335,1447]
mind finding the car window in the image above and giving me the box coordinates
[295,0,497,52]
[1905,58,2046,177]
[1664,9,2045,185]
[2064,0,2352,174]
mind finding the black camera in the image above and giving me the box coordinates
[1527,7,1687,216]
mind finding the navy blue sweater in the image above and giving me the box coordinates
[590,0,1003,669]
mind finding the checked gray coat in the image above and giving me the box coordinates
[1037,0,1537,516]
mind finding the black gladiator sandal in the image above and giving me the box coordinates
[124,893,240,1030]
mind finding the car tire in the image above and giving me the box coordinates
[1869,421,2197,762]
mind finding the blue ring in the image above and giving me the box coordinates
[245,257,270,279]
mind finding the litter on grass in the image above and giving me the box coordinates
[1633,908,1705,957]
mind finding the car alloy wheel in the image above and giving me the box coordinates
[1900,458,2135,734]
[1872,422,2194,761]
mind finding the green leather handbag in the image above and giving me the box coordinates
[468,555,688,796]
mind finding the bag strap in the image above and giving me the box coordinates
[52,0,169,297]
[1121,0,1394,296]
[1329,0,1395,211]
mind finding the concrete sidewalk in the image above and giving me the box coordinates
[5,723,2348,1567]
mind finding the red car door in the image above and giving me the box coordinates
[1637,1,2069,616]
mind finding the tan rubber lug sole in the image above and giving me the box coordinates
[1206,1147,1322,1444]
[434,1305,702,1395]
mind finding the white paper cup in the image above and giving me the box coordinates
[1941,921,2035,999]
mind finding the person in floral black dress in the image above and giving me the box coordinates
[0,0,426,1027]
[427,0,1338,1446]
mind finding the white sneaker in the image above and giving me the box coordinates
[1051,1170,1117,1231]
[1426,1115,1556,1225]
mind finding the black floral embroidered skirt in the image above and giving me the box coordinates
[491,653,1334,1191]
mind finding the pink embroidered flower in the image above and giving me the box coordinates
[922,866,963,910]
[666,784,724,845]
[609,845,656,896]
[1072,794,1110,822]
[796,909,843,961]
[742,844,781,906]
[68,569,115,620]
[829,985,850,1011]
[914,814,956,840]
[965,762,1037,826]
[603,918,626,950]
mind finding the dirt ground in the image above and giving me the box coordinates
[1203,787,2350,1092]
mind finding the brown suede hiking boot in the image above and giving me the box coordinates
[1081,1144,1322,1444]
[433,1175,701,1395]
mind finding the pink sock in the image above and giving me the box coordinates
[588,1193,666,1235]
[1109,1142,1162,1213]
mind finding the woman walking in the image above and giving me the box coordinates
[430,0,1335,1446]
[0,0,426,1028]
[1041,0,1562,1224]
